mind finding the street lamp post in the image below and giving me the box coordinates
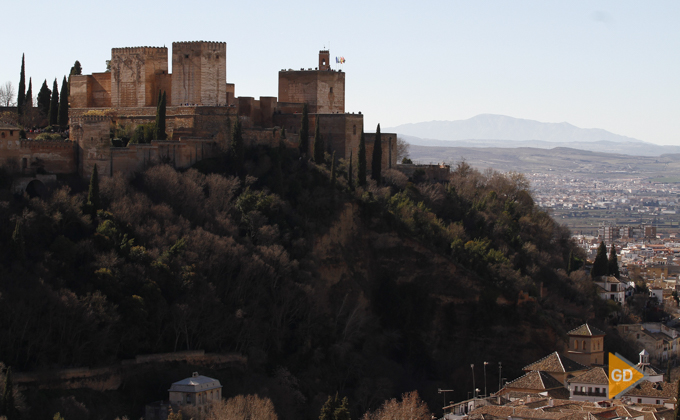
[438,388,453,413]
[471,364,476,398]
[498,362,502,392]
[483,361,488,398]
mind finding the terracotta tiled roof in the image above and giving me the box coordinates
[0,124,20,130]
[506,371,566,391]
[524,352,589,373]
[567,367,609,385]
[568,324,606,337]
[624,380,678,399]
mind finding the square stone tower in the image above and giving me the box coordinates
[171,41,227,106]
[110,47,169,107]
[278,50,345,114]
[567,324,606,366]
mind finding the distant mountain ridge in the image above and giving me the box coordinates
[385,114,644,143]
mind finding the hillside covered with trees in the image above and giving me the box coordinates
[0,138,608,419]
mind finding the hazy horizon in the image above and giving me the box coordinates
[2,1,679,145]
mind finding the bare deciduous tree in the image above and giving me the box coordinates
[361,391,431,420]
[200,394,278,420]
[396,137,410,163]
[0,82,17,107]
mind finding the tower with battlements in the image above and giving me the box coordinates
[171,42,227,106]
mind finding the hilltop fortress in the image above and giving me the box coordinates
[1,41,397,179]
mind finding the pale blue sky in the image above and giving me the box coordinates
[2,1,679,144]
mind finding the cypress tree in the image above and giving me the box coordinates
[608,244,620,279]
[11,221,24,261]
[313,116,324,164]
[37,79,51,118]
[567,250,575,274]
[48,79,59,126]
[371,124,382,183]
[299,103,309,157]
[348,150,354,191]
[358,129,366,187]
[592,241,609,279]
[231,117,244,174]
[17,54,25,116]
[153,91,167,140]
[330,151,336,188]
[24,78,33,117]
[58,76,69,128]
[87,163,101,214]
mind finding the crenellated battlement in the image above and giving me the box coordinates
[111,46,168,55]
[76,115,112,123]
[21,140,76,149]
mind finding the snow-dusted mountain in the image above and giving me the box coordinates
[385,114,644,143]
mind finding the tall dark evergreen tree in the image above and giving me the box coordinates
[371,123,382,183]
[231,117,244,174]
[58,76,69,128]
[37,80,51,118]
[24,78,33,116]
[608,244,620,279]
[11,221,24,261]
[313,116,324,164]
[87,164,101,215]
[347,150,354,191]
[592,241,609,278]
[358,129,367,187]
[153,91,167,140]
[320,394,339,420]
[70,60,82,76]
[17,54,25,116]
[330,151,336,188]
[299,103,309,157]
[48,79,59,126]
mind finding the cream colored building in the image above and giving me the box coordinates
[168,372,222,409]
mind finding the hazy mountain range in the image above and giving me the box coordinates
[385,114,680,157]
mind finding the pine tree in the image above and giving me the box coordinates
[87,163,101,214]
[231,117,244,175]
[153,91,167,140]
[358,129,366,187]
[70,60,82,76]
[371,124,382,184]
[592,241,609,279]
[58,76,69,128]
[37,80,51,118]
[299,103,309,157]
[313,116,324,164]
[48,79,59,126]
[608,244,620,279]
[334,397,351,420]
[320,395,338,420]
[17,54,25,116]
[330,151,336,188]
[348,150,354,191]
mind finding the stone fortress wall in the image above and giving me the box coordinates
[6,41,399,181]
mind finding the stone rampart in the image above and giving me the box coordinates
[396,163,451,182]
[13,350,246,391]
[364,132,398,172]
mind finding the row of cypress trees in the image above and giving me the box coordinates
[296,102,383,187]
[591,241,620,279]
[16,54,71,128]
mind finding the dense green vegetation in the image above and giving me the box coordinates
[0,143,602,419]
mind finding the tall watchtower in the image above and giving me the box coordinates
[566,324,606,366]
[319,50,331,70]
[278,50,345,114]
[171,41,227,106]
[110,47,168,107]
